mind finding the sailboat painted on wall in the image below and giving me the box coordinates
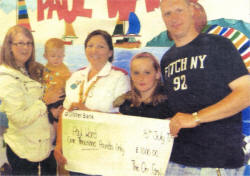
[112,12,141,49]
[62,22,78,45]
[17,0,33,31]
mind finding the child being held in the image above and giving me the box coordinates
[43,38,71,133]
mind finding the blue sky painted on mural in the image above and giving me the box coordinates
[0,0,36,13]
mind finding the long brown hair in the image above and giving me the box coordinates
[0,25,43,82]
[129,52,167,107]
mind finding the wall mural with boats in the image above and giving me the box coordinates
[0,0,248,71]
[112,12,141,49]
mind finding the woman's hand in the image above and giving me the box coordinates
[50,105,64,119]
[69,102,90,111]
[169,112,198,137]
[54,147,67,165]
[43,89,65,105]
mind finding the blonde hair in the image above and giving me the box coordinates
[0,25,43,82]
[129,52,167,107]
[44,38,65,54]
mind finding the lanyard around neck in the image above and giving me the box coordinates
[78,77,100,104]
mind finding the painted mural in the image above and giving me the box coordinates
[0,0,249,72]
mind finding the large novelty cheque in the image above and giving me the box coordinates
[62,110,173,176]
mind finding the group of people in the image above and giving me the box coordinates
[0,0,249,175]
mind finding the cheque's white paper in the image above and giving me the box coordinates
[62,110,173,176]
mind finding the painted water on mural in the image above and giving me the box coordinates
[36,45,169,74]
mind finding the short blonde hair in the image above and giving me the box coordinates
[44,38,65,54]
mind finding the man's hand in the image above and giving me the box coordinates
[169,112,198,137]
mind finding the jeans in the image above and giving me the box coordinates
[165,161,245,176]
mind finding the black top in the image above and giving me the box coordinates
[119,99,174,119]
[161,33,248,168]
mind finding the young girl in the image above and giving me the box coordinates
[114,52,173,119]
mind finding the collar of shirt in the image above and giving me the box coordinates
[78,62,112,96]
[80,61,112,80]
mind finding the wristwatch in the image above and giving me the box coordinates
[192,112,200,125]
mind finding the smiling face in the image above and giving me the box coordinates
[161,0,198,45]
[44,48,65,66]
[85,35,113,70]
[131,57,160,98]
[11,32,33,67]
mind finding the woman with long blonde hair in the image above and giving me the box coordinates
[0,25,57,175]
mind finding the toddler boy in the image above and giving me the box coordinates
[43,38,71,133]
